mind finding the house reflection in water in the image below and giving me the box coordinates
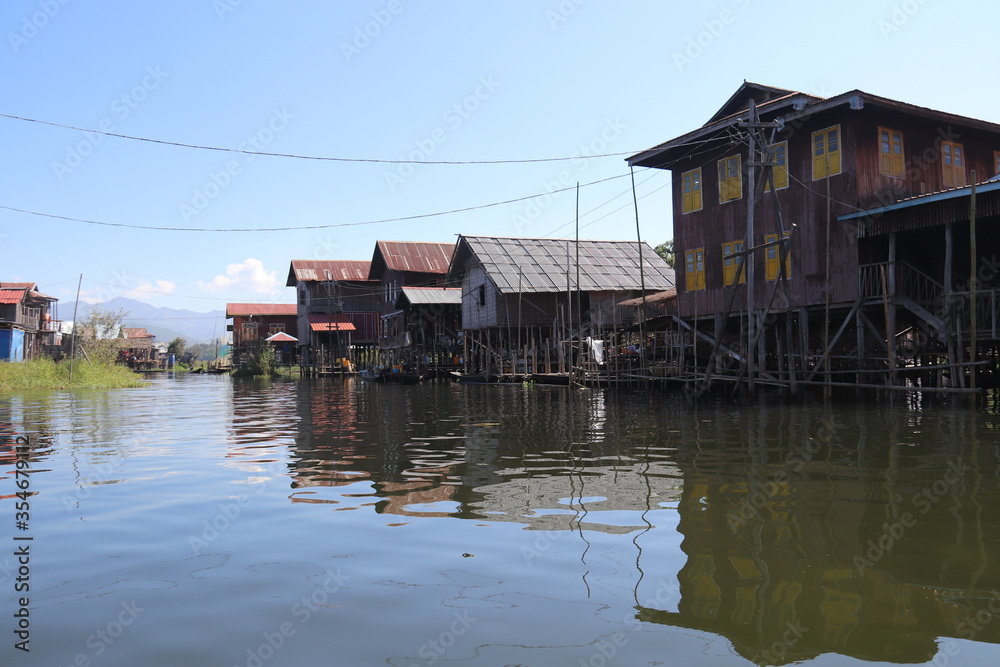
[640,413,1000,665]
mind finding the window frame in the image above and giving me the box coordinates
[681,168,703,214]
[942,140,966,188]
[878,127,905,178]
[993,150,1000,178]
[684,248,706,292]
[764,141,789,191]
[722,240,746,286]
[812,125,842,180]
[718,155,743,203]
[764,232,792,281]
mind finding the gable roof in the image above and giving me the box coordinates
[122,328,155,339]
[368,241,455,279]
[447,236,675,294]
[0,282,57,302]
[226,303,298,317]
[0,289,26,304]
[706,81,799,124]
[286,260,374,286]
[628,84,1000,170]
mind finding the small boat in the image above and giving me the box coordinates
[359,368,387,382]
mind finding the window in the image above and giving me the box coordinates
[681,168,702,213]
[477,284,486,306]
[722,240,746,285]
[718,155,742,203]
[879,128,904,178]
[942,141,966,188]
[269,323,282,335]
[994,150,1000,177]
[685,248,706,291]
[241,322,258,342]
[764,232,792,280]
[764,141,788,191]
[812,126,842,179]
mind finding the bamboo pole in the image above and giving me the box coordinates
[971,170,978,392]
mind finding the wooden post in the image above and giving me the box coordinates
[971,171,978,392]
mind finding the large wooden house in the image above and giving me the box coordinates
[0,282,58,361]
[629,82,1000,391]
[286,260,380,372]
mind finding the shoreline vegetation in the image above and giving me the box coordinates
[0,358,147,391]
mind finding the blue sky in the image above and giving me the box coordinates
[2,0,995,316]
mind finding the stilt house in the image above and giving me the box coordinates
[226,303,299,366]
[0,282,58,361]
[628,82,1000,391]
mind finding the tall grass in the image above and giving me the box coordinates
[0,358,147,391]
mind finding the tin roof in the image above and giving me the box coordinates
[122,328,155,339]
[0,289,26,304]
[369,241,455,279]
[264,332,298,343]
[286,260,374,286]
[448,236,675,294]
[396,287,463,307]
[617,288,678,308]
[226,303,298,317]
[306,313,357,332]
[0,282,56,302]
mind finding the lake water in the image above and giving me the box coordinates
[3,375,1000,666]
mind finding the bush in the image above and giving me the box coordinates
[0,358,146,391]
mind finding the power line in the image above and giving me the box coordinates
[0,173,632,232]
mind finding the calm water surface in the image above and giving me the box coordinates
[3,375,1000,666]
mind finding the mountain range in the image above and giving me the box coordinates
[57,297,227,344]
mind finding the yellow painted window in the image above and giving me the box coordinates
[764,141,788,191]
[764,232,791,280]
[718,155,742,202]
[942,141,966,188]
[879,128,904,177]
[722,240,746,285]
[812,126,842,179]
[685,248,706,291]
[681,168,702,213]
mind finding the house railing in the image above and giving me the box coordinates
[859,261,945,306]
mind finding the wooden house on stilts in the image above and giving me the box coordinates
[446,235,675,382]
[628,81,1000,394]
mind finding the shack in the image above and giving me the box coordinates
[446,235,675,380]
[226,303,299,367]
[0,282,59,361]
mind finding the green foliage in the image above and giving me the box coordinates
[77,307,129,365]
[654,240,675,269]
[167,337,187,356]
[0,358,146,391]
[238,342,278,377]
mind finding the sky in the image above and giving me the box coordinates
[3,0,998,320]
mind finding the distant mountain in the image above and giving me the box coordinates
[57,297,226,344]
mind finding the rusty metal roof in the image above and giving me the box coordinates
[396,287,462,307]
[226,303,298,317]
[122,328,155,339]
[617,288,678,308]
[449,236,675,294]
[286,260,374,286]
[369,241,455,279]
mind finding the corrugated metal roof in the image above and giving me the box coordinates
[122,328,155,339]
[0,289,26,304]
[286,260,374,286]
[264,332,298,342]
[618,288,678,308]
[306,314,357,332]
[226,303,298,317]
[370,241,454,278]
[452,236,675,294]
[397,287,462,306]
[0,282,35,290]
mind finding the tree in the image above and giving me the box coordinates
[76,307,129,365]
[167,337,187,356]
[654,240,675,269]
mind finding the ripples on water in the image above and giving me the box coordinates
[3,375,1000,665]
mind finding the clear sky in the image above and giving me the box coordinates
[3,0,996,317]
